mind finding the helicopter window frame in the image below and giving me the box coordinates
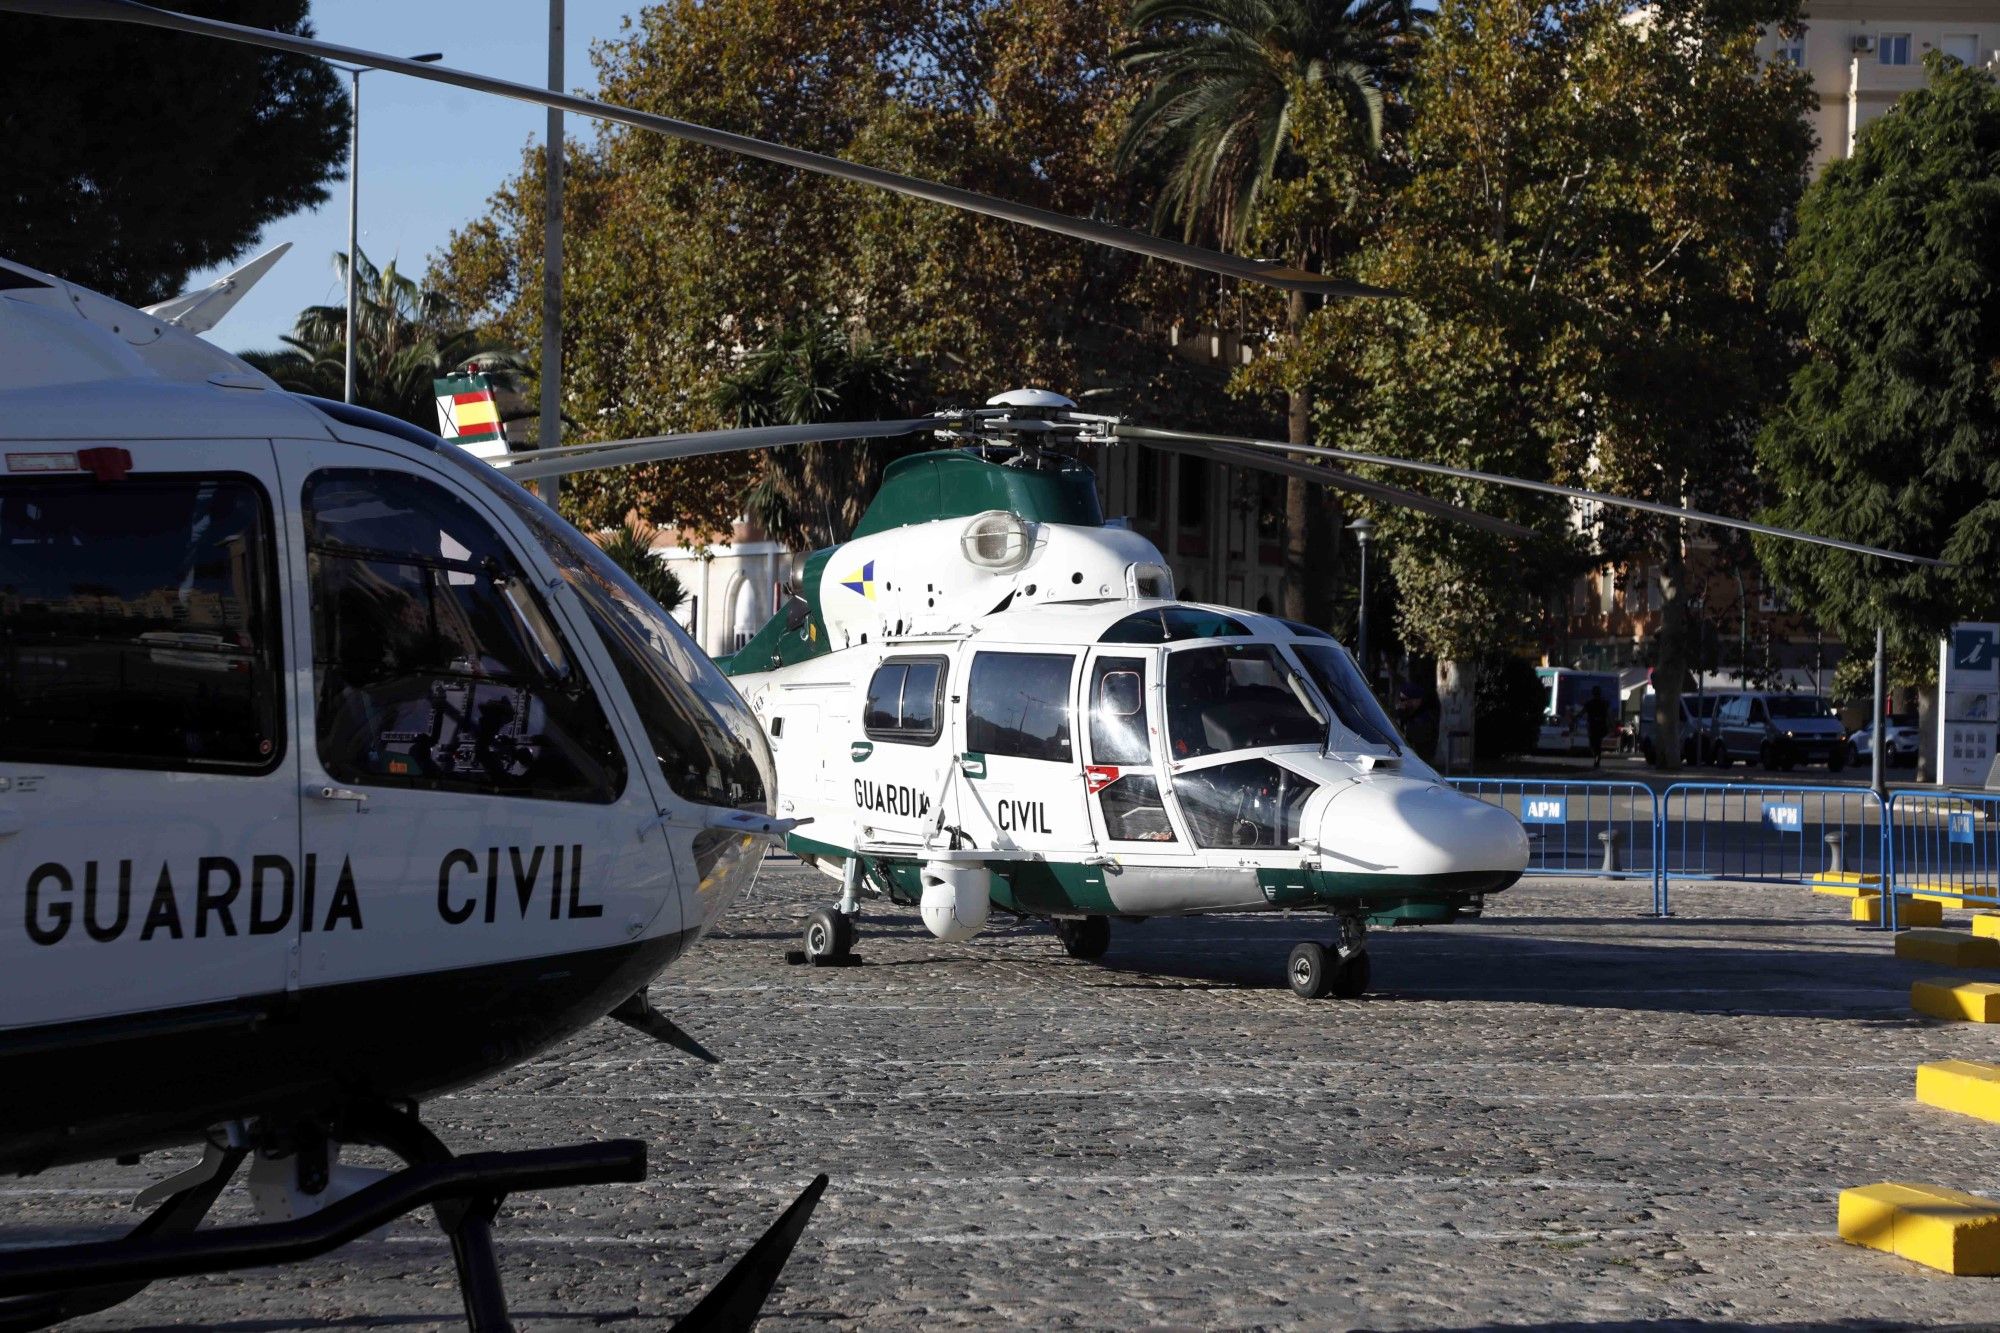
[0,471,287,776]
[300,466,630,805]
[965,650,1077,765]
[863,655,948,747]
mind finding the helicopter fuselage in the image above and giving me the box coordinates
[0,262,778,1175]
[729,489,1528,940]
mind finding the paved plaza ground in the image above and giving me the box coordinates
[14,864,2000,1330]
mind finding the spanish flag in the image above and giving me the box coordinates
[433,374,503,446]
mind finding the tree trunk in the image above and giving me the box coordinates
[1653,549,1688,772]
[1436,658,1479,773]
[1279,288,1338,626]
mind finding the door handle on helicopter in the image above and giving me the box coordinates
[307,785,369,805]
[0,809,22,838]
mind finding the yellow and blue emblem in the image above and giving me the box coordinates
[840,559,877,599]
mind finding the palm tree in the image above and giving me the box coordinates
[595,519,687,614]
[242,249,527,430]
[713,314,922,553]
[1116,0,1423,623]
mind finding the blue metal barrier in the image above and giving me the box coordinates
[1449,779,1663,912]
[1658,782,1887,916]
[1885,791,2000,927]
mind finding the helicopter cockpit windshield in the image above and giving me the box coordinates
[1164,644,1325,761]
[1288,636,1404,757]
[439,448,775,821]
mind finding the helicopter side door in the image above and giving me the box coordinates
[956,649,1102,912]
[0,441,300,1028]
[277,444,670,991]
[851,653,952,847]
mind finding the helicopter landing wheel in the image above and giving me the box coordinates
[802,908,854,965]
[1055,915,1110,961]
[1287,941,1333,999]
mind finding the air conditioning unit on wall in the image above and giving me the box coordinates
[1852,34,1875,53]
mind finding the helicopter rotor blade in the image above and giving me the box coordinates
[1111,425,1946,567]
[6,0,1395,300]
[667,1174,829,1333]
[1134,433,1535,540]
[494,418,948,482]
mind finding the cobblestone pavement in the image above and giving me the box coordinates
[20,866,2000,1330]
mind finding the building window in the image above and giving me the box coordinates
[1177,456,1209,529]
[1879,33,1912,65]
[1775,39,1805,66]
[1944,33,1979,66]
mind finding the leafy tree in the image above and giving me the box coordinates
[1292,0,1810,758]
[0,0,348,304]
[1116,0,1424,626]
[713,315,923,552]
[1756,55,2000,776]
[432,0,1239,542]
[243,250,524,430]
[595,520,687,613]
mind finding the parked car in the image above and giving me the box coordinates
[1639,690,1723,765]
[1849,714,1920,767]
[1712,691,1849,771]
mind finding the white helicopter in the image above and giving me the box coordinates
[487,391,1942,1002]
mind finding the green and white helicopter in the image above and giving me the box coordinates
[492,392,1938,1000]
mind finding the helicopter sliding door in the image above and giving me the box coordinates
[279,444,672,995]
[0,442,300,1029]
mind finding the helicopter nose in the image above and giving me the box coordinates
[1315,775,1529,884]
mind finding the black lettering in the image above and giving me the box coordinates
[322,857,362,931]
[438,849,478,925]
[25,862,70,946]
[249,855,293,935]
[301,853,317,934]
[549,844,564,920]
[567,844,602,918]
[509,846,544,919]
[484,847,499,924]
[141,865,183,941]
[194,857,241,938]
[83,860,131,942]
[853,778,865,809]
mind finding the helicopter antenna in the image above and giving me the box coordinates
[5,0,1394,300]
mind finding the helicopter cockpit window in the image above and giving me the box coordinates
[0,474,282,773]
[1100,606,1249,644]
[864,658,945,745]
[1164,644,1325,760]
[1293,643,1403,754]
[967,652,1075,763]
[1173,758,1316,849]
[303,469,626,803]
[433,451,773,814]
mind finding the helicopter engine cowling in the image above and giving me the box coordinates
[920,861,992,942]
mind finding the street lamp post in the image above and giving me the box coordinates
[1349,516,1376,688]
[335,52,442,405]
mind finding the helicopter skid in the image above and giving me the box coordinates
[0,1102,829,1333]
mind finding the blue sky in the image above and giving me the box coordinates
[186,1,645,356]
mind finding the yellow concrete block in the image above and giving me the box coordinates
[1896,929,2000,969]
[1974,913,2000,941]
[1912,977,2000,1023]
[1839,1182,2000,1275]
[1852,895,1943,926]
[1813,877,1882,898]
[1917,1060,2000,1124]
[1916,890,1972,907]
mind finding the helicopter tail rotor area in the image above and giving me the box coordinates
[0,1102,826,1333]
